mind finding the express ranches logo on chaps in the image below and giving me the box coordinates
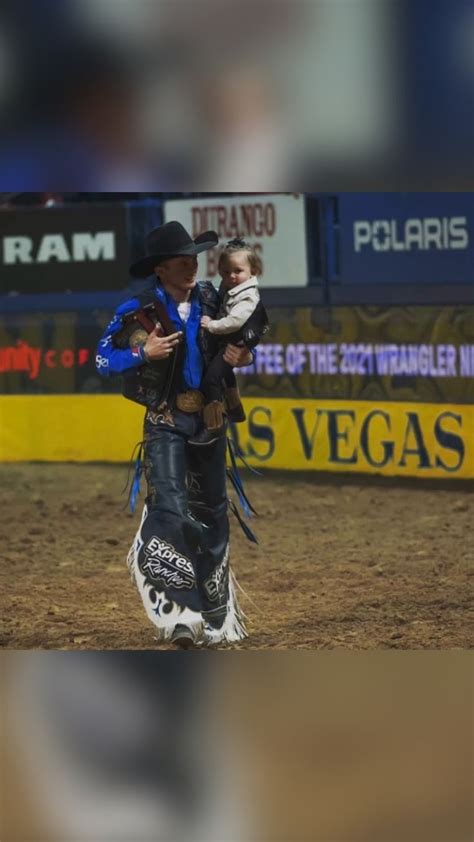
[230,399,473,479]
[203,555,229,603]
[140,537,196,590]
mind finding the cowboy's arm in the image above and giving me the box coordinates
[97,300,182,376]
[96,301,147,377]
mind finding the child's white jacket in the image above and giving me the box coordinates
[206,277,260,335]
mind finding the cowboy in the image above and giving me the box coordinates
[96,221,252,647]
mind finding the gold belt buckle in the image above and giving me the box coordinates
[175,390,205,413]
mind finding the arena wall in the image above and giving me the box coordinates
[1,194,473,479]
[0,394,472,481]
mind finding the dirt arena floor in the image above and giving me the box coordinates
[1,464,472,650]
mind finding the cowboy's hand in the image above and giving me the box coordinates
[223,344,252,367]
[201,316,212,329]
[144,327,182,361]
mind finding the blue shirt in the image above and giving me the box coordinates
[96,283,204,390]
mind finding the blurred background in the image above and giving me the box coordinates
[0,193,472,842]
[1,651,472,841]
[0,0,474,189]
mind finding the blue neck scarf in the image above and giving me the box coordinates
[155,284,203,390]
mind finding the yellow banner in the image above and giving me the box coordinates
[0,395,144,462]
[0,395,472,479]
[233,398,474,479]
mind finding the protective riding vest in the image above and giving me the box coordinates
[108,280,220,410]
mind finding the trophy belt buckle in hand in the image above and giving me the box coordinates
[128,327,150,348]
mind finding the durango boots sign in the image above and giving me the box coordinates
[0,205,129,293]
[164,194,308,288]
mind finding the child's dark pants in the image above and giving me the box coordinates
[200,346,237,403]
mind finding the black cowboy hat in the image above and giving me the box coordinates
[129,221,218,278]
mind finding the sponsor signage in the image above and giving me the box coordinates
[0,205,129,293]
[1,299,472,479]
[0,311,116,394]
[164,193,308,287]
[0,340,90,381]
[1,305,473,406]
[338,192,474,284]
[241,341,474,379]
[1,394,472,479]
[237,304,474,406]
[231,398,474,479]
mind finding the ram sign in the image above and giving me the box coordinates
[0,205,129,293]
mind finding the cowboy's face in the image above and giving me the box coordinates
[155,255,198,294]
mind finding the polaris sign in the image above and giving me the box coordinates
[339,193,474,284]
[0,205,129,293]
[354,217,469,253]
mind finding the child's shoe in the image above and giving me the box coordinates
[189,401,225,446]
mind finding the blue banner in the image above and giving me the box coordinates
[338,192,474,284]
